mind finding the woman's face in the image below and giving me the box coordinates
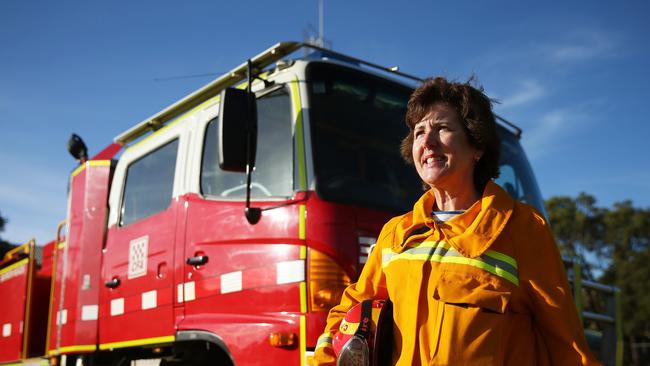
[412,102,480,192]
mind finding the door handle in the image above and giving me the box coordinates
[186,255,209,266]
[105,277,121,289]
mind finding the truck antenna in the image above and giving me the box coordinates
[319,0,324,45]
[304,0,331,49]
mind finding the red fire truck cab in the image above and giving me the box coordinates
[1,42,551,366]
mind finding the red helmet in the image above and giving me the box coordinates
[332,299,393,366]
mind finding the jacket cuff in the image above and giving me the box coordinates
[312,332,337,365]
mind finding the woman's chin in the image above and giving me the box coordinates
[420,171,447,187]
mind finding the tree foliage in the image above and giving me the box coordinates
[545,194,650,364]
[545,193,605,277]
[0,210,6,233]
[0,210,15,258]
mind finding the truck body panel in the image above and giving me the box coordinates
[0,258,31,362]
[1,241,52,362]
[47,161,112,356]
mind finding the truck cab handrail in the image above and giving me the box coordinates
[114,42,303,145]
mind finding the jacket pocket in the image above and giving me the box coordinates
[430,271,512,366]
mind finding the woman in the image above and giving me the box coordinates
[313,77,599,365]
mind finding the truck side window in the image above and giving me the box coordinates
[120,139,179,226]
[495,130,546,212]
[201,88,292,198]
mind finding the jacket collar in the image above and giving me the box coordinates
[392,181,515,258]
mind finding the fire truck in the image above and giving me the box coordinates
[0,42,622,366]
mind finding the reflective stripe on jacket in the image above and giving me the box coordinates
[313,182,600,366]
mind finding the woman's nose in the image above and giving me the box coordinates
[422,129,438,148]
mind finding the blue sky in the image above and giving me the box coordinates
[1,0,649,244]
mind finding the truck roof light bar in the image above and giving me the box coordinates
[299,43,423,83]
[495,116,523,138]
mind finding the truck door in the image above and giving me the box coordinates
[100,134,183,349]
[176,86,306,363]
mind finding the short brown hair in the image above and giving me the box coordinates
[400,76,500,193]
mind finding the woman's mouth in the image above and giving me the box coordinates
[424,156,446,166]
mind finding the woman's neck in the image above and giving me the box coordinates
[431,185,481,211]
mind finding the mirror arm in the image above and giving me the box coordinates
[253,74,274,88]
[244,59,262,224]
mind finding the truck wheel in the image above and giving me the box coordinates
[161,340,234,366]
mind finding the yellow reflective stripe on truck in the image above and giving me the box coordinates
[300,315,307,366]
[70,160,111,178]
[0,257,28,277]
[291,77,307,191]
[99,335,175,350]
[48,344,97,355]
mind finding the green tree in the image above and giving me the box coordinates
[546,195,650,365]
[599,202,650,364]
[0,210,16,258]
[545,192,604,278]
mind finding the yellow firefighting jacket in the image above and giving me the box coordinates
[313,182,600,366]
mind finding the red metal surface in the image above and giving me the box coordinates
[177,193,305,364]
[172,191,392,364]
[48,240,65,354]
[0,258,30,362]
[37,241,55,277]
[99,198,179,346]
[305,193,393,281]
[91,142,122,160]
[27,271,51,357]
[305,312,329,348]
[48,162,112,354]
[302,194,392,348]
[180,312,303,365]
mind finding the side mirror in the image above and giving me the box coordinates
[218,87,257,172]
[67,133,88,163]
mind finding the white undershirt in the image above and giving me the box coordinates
[431,210,465,223]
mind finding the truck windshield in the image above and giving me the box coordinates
[307,62,546,215]
[307,63,421,213]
